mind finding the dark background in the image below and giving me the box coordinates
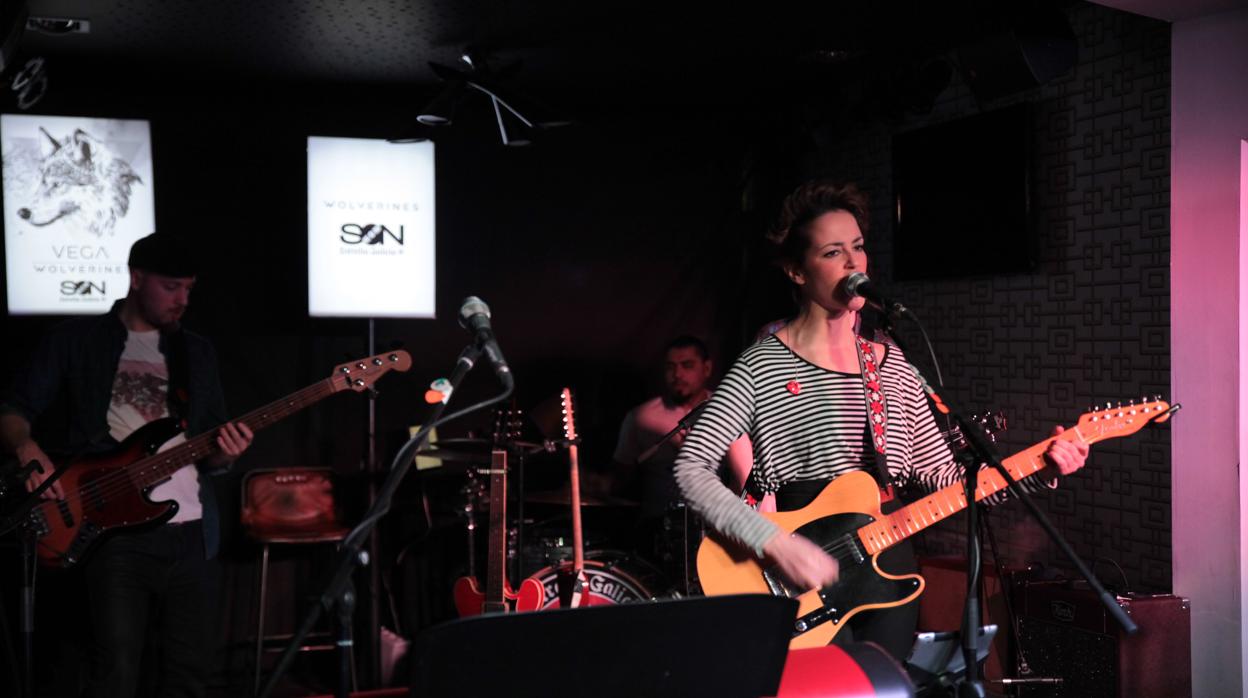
[0,1,1171,694]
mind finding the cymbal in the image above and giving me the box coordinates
[524,489,639,507]
[415,438,543,465]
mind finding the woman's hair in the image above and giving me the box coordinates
[766,180,870,271]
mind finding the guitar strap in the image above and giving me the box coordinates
[855,336,893,494]
[160,328,192,430]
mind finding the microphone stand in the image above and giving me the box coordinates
[876,309,1137,697]
[634,399,709,465]
[258,341,513,698]
[0,461,41,698]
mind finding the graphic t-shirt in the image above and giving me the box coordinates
[107,329,202,523]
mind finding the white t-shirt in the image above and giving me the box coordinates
[107,330,202,523]
[613,395,706,518]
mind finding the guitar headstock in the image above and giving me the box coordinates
[491,406,524,447]
[560,387,578,442]
[1076,397,1176,443]
[332,350,412,393]
[946,411,1008,449]
[331,349,414,394]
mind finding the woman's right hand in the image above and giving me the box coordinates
[762,530,839,590]
[18,440,63,500]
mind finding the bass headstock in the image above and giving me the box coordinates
[332,350,412,393]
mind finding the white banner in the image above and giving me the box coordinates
[2,114,156,315]
[307,137,436,318]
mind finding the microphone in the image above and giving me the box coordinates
[842,272,907,316]
[458,296,514,388]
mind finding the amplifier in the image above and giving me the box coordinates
[1011,580,1191,698]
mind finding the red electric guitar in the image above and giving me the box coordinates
[27,350,412,568]
[452,410,544,615]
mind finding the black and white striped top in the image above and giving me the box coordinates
[674,335,965,556]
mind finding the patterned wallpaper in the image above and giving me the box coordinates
[805,3,1172,591]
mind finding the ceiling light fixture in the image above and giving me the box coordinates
[417,51,571,147]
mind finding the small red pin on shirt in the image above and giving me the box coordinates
[786,380,802,395]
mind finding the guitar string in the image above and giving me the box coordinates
[33,380,337,529]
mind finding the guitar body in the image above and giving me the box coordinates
[697,471,924,649]
[33,418,185,568]
[451,574,545,616]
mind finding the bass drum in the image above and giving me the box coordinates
[529,551,667,609]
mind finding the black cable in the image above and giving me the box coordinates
[1092,556,1130,591]
[979,510,1033,677]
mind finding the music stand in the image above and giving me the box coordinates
[411,594,795,698]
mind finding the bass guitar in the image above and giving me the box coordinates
[696,399,1175,649]
[27,350,411,568]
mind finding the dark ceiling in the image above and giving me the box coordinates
[11,0,1080,108]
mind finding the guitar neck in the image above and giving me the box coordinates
[132,378,339,488]
[485,449,509,607]
[568,444,584,571]
[857,428,1083,556]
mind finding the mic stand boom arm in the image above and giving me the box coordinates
[879,310,1137,698]
[634,399,709,465]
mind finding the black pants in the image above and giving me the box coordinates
[777,479,918,663]
[83,521,220,698]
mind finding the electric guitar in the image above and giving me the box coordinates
[696,399,1176,649]
[555,387,591,607]
[28,350,412,568]
[452,409,545,615]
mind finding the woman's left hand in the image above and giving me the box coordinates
[1045,425,1090,476]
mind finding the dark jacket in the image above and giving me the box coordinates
[0,300,231,557]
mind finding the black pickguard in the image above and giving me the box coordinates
[766,512,921,631]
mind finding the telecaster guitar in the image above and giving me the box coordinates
[27,351,412,568]
[696,399,1176,649]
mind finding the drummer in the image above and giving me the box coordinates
[606,336,752,527]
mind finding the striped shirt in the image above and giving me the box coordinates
[674,335,967,555]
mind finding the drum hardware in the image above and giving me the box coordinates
[656,501,705,597]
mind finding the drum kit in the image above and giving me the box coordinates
[415,396,704,613]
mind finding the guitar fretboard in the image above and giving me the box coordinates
[857,430,1075,555]
[129,378,341,489]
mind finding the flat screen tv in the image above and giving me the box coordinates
[892,104,1033,281]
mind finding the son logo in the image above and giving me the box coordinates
[61,280,106,296]
[340,224,404,245]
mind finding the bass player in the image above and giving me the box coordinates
[0,232,253,698]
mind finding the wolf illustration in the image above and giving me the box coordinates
[11,127,143,237]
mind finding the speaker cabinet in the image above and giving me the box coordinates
[1012,581,1191,698]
